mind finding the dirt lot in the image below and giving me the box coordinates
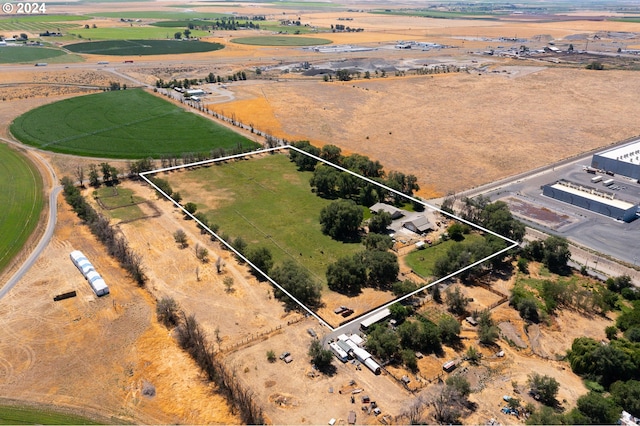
[1,2,638,423]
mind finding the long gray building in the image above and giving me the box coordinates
[591,138,640,180]
[542,180,639,222]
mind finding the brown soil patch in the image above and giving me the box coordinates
[0,198,238,424]
[225,67,640,195]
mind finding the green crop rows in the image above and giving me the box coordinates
[0,404,102,425]
[0,46,71,63]
[0,144,43,274]
[10,89,259,159]
[65,38,222,54]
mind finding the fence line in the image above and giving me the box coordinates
[221,315,305,353]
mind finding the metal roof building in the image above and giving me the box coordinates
[543,180,639,222]
[591,138,640,180]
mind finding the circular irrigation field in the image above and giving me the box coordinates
[231,36,331,46]
[10,89,259,159]
[65,39,224,56]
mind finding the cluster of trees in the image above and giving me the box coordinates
[416,65,463,75]
[521,236,571,274]
[568,336,640,389]
[526,381,639,424]
[510,275,618,323]
[155,77,201,89]
[432,197,527,280]
[61,176,147,286]
[364,311,463,372]
[308,340,335,374]
[293,141,420,209]
[156,297,264,424]
[326,241,399,295]
[331,24,364,32]
[108,81,126,91]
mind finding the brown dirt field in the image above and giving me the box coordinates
[220,67,640,195]
[0,197,238,424]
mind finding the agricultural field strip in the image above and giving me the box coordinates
[0,22,78,31]
[141,146,519,333]
[41,110,180,147]
[0,144,43,272]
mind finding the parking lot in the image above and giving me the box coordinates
[477,153,640,266]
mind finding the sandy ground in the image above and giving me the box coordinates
[216,67,640,196]
[1,3,639,423]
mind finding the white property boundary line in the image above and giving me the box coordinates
[140,145,519,333]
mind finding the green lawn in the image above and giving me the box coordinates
[0,143,44,274]
[0,405,102,425]
[167,154,365,284]
[65,38,222,55]
[95,186,147,222]
[404,233,485,278]
[10,89,259,159]
[0,46,71,64]
[66,27,210,41]
[232,36,331,46]
[0,15,84,32]
[95,186,145,208]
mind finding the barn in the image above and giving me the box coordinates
[402,214,433,234]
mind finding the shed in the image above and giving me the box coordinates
[402,215,433,233]
[465,316,478,326]
[443,360,457,372]
[348,411,356,425]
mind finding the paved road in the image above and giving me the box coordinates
[0,142,60,300]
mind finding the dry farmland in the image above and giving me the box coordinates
[1,1,639,423]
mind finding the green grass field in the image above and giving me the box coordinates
[0,46,70,64]
[10,89,259,159]
[149,18,230,27]
[66,27,210,41]
[95,186,146,221]
[65,38,222,55]
[168,154,365,284]
[0,143,44,274]
[404,233,485,278]
[0,405,102,425]
[232,36,331,46]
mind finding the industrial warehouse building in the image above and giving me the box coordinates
[591,138,640,180]
[543,180,639,222]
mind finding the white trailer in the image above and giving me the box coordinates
[329,342,349,362]
[591,176,603,183]
[603,178,615,186]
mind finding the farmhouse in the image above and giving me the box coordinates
[591,137,640,180]
[369,202,404,219]
[542,180,639,222]
[401,214,433,234]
